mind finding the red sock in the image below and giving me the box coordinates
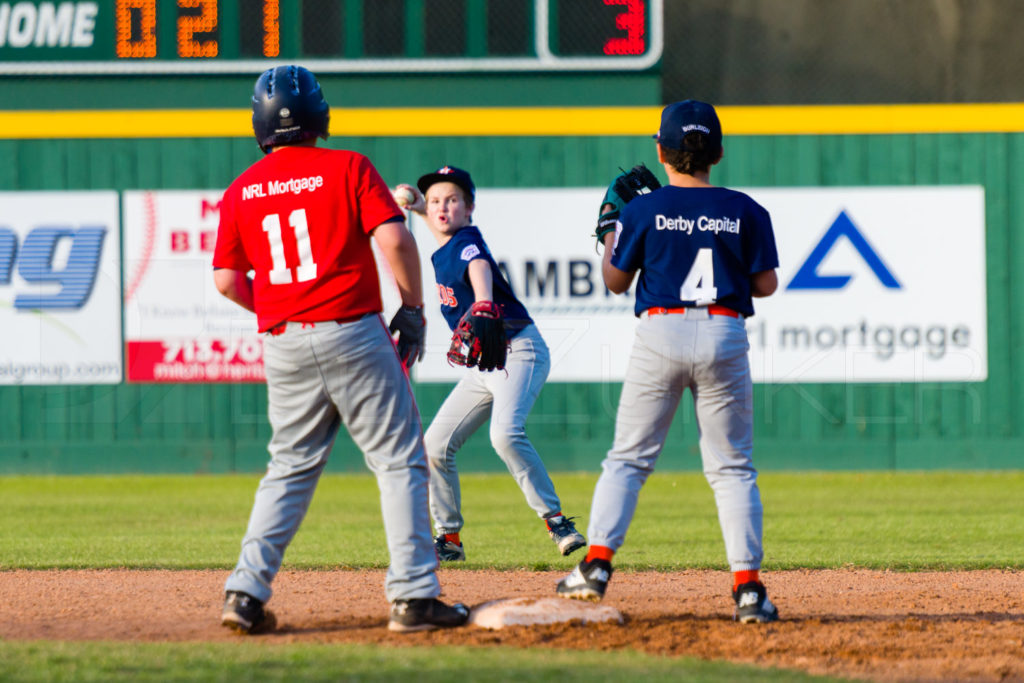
[733,570,760,590]
[444,533,461,545]
[585,545,615,563]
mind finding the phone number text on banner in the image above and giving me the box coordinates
[127,338,264,382]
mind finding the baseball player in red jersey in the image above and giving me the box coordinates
[213,65,468,634]
[556,101,781,623]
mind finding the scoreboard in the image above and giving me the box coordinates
[0,0,662,73]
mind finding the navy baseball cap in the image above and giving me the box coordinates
[417,165,476,203]
[653,100,722,152]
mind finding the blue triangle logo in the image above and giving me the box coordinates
[787,210,901,290]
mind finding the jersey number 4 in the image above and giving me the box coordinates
[262,209,317,285]
[679,248,718,305]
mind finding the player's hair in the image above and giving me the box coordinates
[452,184,474,207]
[662,132,720,175]
[450,184,475,222]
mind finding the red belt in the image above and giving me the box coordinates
[266,313,371,336]
[645,305,739,318]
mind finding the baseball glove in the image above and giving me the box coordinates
[447,301,508,372]
[594,163,662,249]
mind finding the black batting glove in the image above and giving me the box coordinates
[388,305,426,369]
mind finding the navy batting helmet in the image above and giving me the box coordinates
[251,65,330,153]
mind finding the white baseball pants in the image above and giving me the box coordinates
[424,324,562,534]
[225,315,440,604]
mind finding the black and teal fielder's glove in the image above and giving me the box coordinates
[594,164,662,249]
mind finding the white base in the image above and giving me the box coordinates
[468,597,624,630]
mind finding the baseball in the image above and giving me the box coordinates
[393,186,416,208]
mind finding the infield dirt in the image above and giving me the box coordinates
[1,568,1022,681]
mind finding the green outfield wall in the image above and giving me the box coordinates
[3,1,1023,473]
[0,123,1021,473]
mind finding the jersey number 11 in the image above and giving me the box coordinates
[262,209,318,285]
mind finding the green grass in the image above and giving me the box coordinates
[4,471,1010,681]
[1,471,1022,570]
[0,641,841,682]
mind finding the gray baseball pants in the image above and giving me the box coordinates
[424,323,561,534]
[224,315,440,604]
[587,309,765,571]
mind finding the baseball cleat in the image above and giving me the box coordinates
[556,558,612,601]
[732,581,779,623]
[545,514,586,556]
[388,598,470,632]
[222,591,277,634]
[434,534,466,562]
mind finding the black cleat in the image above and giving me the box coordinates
[556,558,612,601]
[388,598,470,633]
[434,534,466,562]
[733,581,780,623]
[545,515,586,556]
[222,590,277,634]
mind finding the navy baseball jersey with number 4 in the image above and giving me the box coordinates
[556,99,782,623]
[613,186,778,317]
[431,225,531,332]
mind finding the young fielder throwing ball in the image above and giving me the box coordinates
[395,166,585,562]
[556,101,781,623]
[213,66,468,634]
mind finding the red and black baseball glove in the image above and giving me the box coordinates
[447,301,508,372]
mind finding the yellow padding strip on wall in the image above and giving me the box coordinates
[2,103,1024,139]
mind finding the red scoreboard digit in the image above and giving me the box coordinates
[603,0,646,56]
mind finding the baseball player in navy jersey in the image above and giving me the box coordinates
[556,101,781,623]
[213,66,468,634]
[394,166,585,562]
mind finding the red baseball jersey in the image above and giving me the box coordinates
[214,146,404,332]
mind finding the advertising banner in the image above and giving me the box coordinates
[411,185,987,384]
[122,190,402,383]
[746,186,986,383]
[123,190,264,383]
[0,191,122,385]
